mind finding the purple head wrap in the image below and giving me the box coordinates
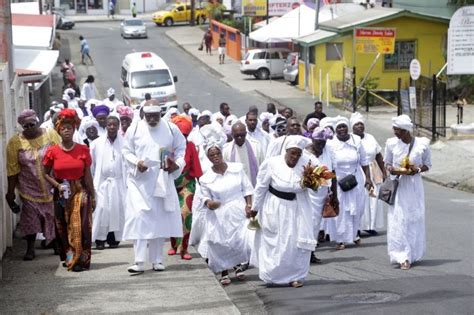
[17,109,38,125]
[311,126,334,140]
[307,118,320,130]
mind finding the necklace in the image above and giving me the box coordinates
[61,142,76,152]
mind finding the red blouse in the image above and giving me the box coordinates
[43,144,92,180]
[183,142,203,179]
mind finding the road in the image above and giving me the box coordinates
[73,22,267,116]
[63,23,474,314]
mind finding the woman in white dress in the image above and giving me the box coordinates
[200,137,254,286]
[304,126,337,263]
[384,115,431,270]
[350,112,386,236]
[251,136,316,288]
[326,116,373,250]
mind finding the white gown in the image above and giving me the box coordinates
[252,155,316,284]
[359,133,385,231]
[199,163,254,273]
[122,120,186,240]
[326,135,369,243]
[90,135,126,241]
[384,136,431,264]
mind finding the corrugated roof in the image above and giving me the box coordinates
[293,30,338,47]
[319,7,405,32]
[16,69,42,77]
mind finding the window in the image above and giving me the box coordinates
[253,52,267,59]
[176,6,184,11]
[121,67,128,82]
[229,32,236,41]
[326,43,343,61]
[268,52,280,59]
[130,70,172,89]
[60,0,75,10]
[212,24,218,32]
[384,40,416,70]
[309,46,315,64]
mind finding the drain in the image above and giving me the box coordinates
[332,292,401,304]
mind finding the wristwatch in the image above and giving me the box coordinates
[416,167,422,174]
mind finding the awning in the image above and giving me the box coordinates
[293,30,338,47]
[12,14,56,49]
[14,49,59,90]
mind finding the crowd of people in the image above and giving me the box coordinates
[6,86,432,286]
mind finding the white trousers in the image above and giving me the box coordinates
[133,238,165,264]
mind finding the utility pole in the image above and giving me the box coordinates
[190,0,196,26]
[0,0,13,75]
[315,0,321,30]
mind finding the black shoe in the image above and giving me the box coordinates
[95,241,106,250]
[72,265,85,272]
[108,242,120,249]
[310,252,322,264]
[23,249,35,261]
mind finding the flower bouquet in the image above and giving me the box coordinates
[301,162,335,191]
[393,156,414,175]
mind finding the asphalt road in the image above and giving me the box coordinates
[72,22,267,116]
[65,23,474,314]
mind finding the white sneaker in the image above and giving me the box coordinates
[152,263,165,271]
[127,263,144,273]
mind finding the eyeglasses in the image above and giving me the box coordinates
[22,123,36,129]
[233,133,246,138]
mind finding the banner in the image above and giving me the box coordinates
[268,0,304,16]
[242,0,267,16]
[355,27,396,54]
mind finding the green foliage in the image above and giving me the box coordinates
[219,18,245,33]
[205,2,226,21]
[359,76,379,90]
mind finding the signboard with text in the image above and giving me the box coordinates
[355,28,396,54]
[242,0,267,16]
[268,0,303,16]
[447,6,474,75]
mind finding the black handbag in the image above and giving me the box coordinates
[378,138,415,205]
[338,174,358,192]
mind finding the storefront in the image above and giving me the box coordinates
[55,0,107,15]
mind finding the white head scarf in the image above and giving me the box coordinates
[189,108,200,116]
[392,114,413,132]
[201,123,227,154]
[284,135,307,150]
[334,116,350,128]
[142,105,162,114]
[320,117,334,130]
[350,112,365,129]
[211,112,225,125]
[198,110,212,120]
[63,88,76,101]
[259,112,274,123]
[162,107,179,121]
[107,88,115,97]
[224,114,238,135]
[79,116,99,139]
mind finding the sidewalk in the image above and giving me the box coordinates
[165,26,474,193]
[69,13,154,23]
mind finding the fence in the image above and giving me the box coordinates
[210,20,242,61]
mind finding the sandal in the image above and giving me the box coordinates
[400,260,411,270]
[290,281,303,288]
[335,243,345,250]
[181,252,192,260]
[234,266,246,281]
[220,275,231,286]
[354,238,362,246]
[167,248,177,256]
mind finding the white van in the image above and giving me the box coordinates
[121,52,178,111]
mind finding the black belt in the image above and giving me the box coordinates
[269,185,296,201]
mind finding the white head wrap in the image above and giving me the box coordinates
[392,114,413,132]
[350,112,365,129]
[224,114,238,135]
[43,111,51,122]
[284,135,307,150]
[197,110,212,120]
[142,105,162,114]
[334,115,350,128]
[163,107,179,121]
[211,112,225,125]
[78,116,99,139]
[200,123,227,154]
[63,88,75,101]
[320,117,334,129]
[107,88,115,97]
[189,108,200,116]
[259,112,274,123]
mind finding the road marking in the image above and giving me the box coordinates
[449,199,472,204]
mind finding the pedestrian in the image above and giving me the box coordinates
[200,126,253,285]
[325,116,373,250]
[90,116,126,250]
[167,116,203,260]
[267,103,277,115]
[6,110,61,261]
[108,0,115,19]
[266,117,309,158]
[223,121,264,187]
[81,75,95,101]
[203,29,213,55]
[79,117,100,147]
[122,100,186,273]
[454,96,466,124]
[259,112,273,134]
[384,114,431,270]
[181,102,192,116]
[61,58,76,88]
[305,126,337,262]
[303,101,326,130]
[246,111,271,153]
[218,32,226,64]
[43,109,95,272]
[79,35,93,65]
[250,135,316,288]
[91,105,110,137]
[282,107,294,119]
[303,118,319,138]
[131,2,137,18]
[116,105,134,136]
[188,110,214,172]
[350,112,386,236]
[103,88,120,112]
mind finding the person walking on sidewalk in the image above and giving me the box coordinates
[122,100,186,273]
[203,29,213,55]
[43,109,95,272]
[108,0,115,19]
[131,2,138,18]
[6,110,61,261]
[81,75,96,101]
[79,36,93,65]
[218,32,226,64]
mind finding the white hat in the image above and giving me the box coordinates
[142,105,162,114]
[392,114,413,132]
[334,115,350,128]
[201,123,227,154]
[189,108,200,116]
[107,88,115,97]
[350,112,365,129]
[197,110,212,120]
[284,135,307,150]
[320,117,334,129]
[259,112,273,122]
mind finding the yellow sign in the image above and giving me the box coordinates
[355,28,396,54]
[242,0,267,17]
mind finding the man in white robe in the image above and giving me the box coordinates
[245,111,270,155]
[122,101,186,273]
[103,88,121,112]
[91,116,126,249]
[223,122,264,187]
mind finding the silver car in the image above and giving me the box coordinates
[283,52,299,85]
[121,19,147,39]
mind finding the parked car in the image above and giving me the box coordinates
[152,3,208,26]
[283,52,299,85]
[240,48,290,80]
[120,18,147,39]
[55,11,75,30]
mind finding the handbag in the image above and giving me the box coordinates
[338,174,358,192]
[198,43,203,51]
[378,138,415,205]
[322,194,339,218]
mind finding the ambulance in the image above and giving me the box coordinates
[121,52,178,111]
